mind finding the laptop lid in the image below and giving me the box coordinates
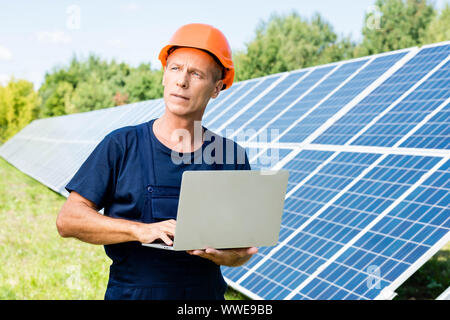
[169,170,289,251]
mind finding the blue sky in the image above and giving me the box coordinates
[0,0,446,89]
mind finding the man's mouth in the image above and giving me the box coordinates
[171,93,190,101]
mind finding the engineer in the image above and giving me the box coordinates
[56,23,258,300]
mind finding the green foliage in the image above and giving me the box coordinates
[395,244,450,299]
[124,64,164,103]
[0,78,41,143]
[423,3,450,43]
[70,75,116,113]
[359,0,436,55]
[0,157,109,299]
[234,12,357,81]
[38,54,164,118]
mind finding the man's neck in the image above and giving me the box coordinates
[153,113,204,153]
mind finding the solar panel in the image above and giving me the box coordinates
[348,60,450,147]
[207,75,283,131]
[0,41,448,300]
[277,50,411,144]
[313,44,450,145]
[291,157,449,300]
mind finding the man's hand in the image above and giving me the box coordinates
[187,247,258,267]
[132,219,176,246]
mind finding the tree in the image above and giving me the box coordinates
[423,3,450,43]
[37,54,164,117]
[124,63,164,102]
[234,12,356,81]
[70,75,116,113]
[359,0,436,55]
[0,78,41,142]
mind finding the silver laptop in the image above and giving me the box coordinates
[142,170,289,251]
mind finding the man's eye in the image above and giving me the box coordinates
[192,71,201,77]
[171,66,179,71]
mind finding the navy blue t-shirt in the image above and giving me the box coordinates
[65,117,251,225]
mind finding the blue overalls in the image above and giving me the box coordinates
[104,122,227,300]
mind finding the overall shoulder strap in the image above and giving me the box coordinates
[136,122,156,187]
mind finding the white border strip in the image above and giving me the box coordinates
[436,285,450,300]
[420,40,450,49]
[240,141,450,158]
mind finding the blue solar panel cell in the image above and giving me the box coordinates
[350,60,450,147]
[296,157,448,300]
[207,75,282,130]
[314,44,450,145]
[244,64,340,141]
[400,101,450,149]
[205,82,242,111]
[279,52,409,143]
[202,80,258,126]
[224,71,308,134]
[244,147,293,170]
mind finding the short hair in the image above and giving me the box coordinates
[166,46,224,83]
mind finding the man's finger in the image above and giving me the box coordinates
[159,232,173,246]
[205,247,221,255]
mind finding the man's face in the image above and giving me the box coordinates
[162,47,223,119]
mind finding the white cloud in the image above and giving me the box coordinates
[0,74,11,86]
[121,2,140,12]
[0,72,44,89]
[106,39,125,49]
[0,46,13,61]
[36,30,71,44]
[25,71,44,89]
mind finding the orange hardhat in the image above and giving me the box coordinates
[158,23,235,90]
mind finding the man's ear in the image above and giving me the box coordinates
[211,80,223,99]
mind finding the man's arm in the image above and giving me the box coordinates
[56,191,176,246]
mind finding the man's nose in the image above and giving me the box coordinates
[176,71,189,89]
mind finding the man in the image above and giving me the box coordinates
[56,23,257,300]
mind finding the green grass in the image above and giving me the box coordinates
[0,156,447,300]
[394,241,450,300]
[0,157,109,299]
